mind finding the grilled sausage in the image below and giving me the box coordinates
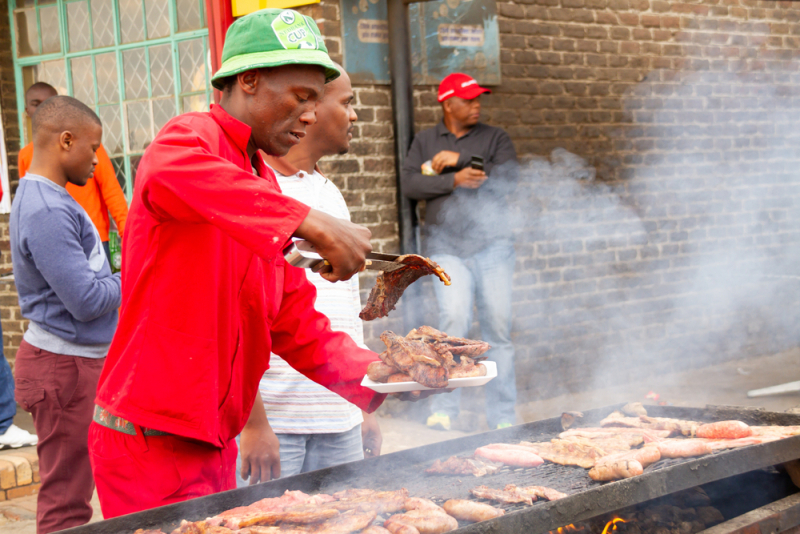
[367,361,398,382]
[655,439,713,458]
[696,421,752,439]
[363,527,394,534]
[443,499,504,522]
[588,459,644,481]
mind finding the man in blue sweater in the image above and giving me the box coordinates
[10,96,121,534]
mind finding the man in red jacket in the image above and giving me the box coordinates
[90,9,391,517]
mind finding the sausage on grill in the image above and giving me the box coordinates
[442,499,504,522]
[696,421,752,439]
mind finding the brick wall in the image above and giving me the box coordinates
[306,0,800,400]
[0,0,25,364]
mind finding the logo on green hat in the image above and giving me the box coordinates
[272,10,318,50]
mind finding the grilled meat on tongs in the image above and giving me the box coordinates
[360,256,451,321]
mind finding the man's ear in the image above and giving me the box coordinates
[238,70,259,96]
[60,131,74,151]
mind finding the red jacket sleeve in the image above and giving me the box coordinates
[270,262,387,413]
[137,116,311,260]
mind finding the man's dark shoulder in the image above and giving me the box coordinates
[412,125,442,145]
[473,122,511,139]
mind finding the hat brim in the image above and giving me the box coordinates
[439,85,491,102]
[211,49,340,90]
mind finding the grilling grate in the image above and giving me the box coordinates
[60,404,800,534]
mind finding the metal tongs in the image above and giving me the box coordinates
[283,240,405,273]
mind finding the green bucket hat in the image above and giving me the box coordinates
[211,8,339,90]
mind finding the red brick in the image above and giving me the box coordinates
[6,483,40,500]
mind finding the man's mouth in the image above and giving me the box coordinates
[289,131,305,141]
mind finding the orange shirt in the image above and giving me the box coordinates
[18,143,128,241]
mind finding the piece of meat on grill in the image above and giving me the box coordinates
[404,498,446,513]
[384,523,421,534]
[426,456,501,477]
[237,509,340,528]
[696,421,752,439]
[385,510,458,534]
[442,500,504,522]
[298,509,377,533]
[380,332,449,388]
[362,527,393,534]
[170,522,236,534]
[589,446,661,481]
[588,459,643,481]
[320,489,409,514]
[475,445,544,467]
[655,439,713,458]
[520,439,609,469]
[211,490,332,528]
[639,416,701,437]
[240,528,280,534]
[135,530,166,534]
[559,428,671,443]
[332,489,376,500]
[561,411,584,430]
[367,362,397,383]
[469,484,533,505]
[600,411,647,428]
[360,256,451,321]
[513,485,569,501]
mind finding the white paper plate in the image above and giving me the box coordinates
[361,361,497,393]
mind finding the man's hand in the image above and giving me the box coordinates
[361,411,382,458]
[294,209,372,283]
[454,168,487,189]
[240,398,281,485]
[431,150,462,173]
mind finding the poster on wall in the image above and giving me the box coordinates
[409,0,501,86]
[340,0,500,86]
[341,0,391,84]
[0,102,10,215]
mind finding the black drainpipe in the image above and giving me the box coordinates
[387,0,418,256]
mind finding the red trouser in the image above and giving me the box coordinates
[13,340,104,534]
[89,422,237,518]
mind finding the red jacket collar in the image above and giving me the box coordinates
[210,104,252,154]
[261,151,322,177]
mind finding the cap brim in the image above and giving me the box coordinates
[211,49,340,90]
[457,86,491,100]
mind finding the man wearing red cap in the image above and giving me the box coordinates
[401,73,519,432]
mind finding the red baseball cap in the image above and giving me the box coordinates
[437,73,491,103]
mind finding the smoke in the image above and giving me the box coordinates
[373,66,800,416]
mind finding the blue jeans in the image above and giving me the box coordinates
[236,425,363,487]
[0,322,15,433]
[429,242,517,428]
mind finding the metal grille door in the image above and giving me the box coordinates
[9,0,212,198]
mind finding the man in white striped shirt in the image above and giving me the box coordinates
[236,65,382,485]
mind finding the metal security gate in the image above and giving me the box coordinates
[8,0,213,198]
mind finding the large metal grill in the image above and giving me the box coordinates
[61,404,800,534]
